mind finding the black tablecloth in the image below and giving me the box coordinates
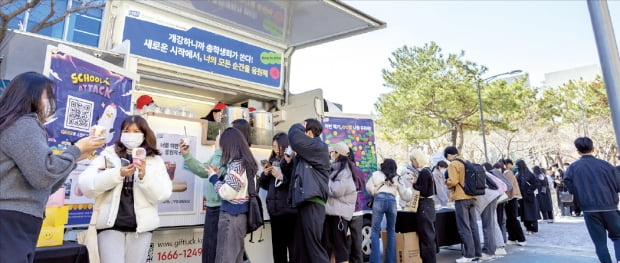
[34,241,89,263]
[395,208,461,247]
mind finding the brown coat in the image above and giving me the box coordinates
[445,156,476,201]
[504,170,522,199]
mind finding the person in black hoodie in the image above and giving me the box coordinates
[288,119,330,263]
[564,137,620,263]
[259,132,296,263]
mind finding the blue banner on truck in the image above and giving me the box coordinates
[122,15,282,88]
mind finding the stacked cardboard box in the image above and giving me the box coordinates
[381,231,422,263]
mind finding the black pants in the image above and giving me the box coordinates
[291,201,328,263]
[417,198,437,263]
[496,202,507,243]
[203,206,220,263]
[584,210,620,263]
[505,199,525,242]
[523,220,538,233]
[348,215,363,263]
[322,215,349,263]
[270,213,297,263]
[541,210,554,220]
[0,210,43,263]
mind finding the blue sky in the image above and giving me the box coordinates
[289,1,620,115]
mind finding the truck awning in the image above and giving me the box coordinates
[151,0,386,49]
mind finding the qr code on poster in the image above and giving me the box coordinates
[64,95,94,132]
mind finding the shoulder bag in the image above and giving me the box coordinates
[246,170,264,242]
[366,183,385,209]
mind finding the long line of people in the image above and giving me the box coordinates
[2,71,617,263]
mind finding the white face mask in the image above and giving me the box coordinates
[120,133,144,149]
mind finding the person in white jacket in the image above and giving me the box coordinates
[324,142,357,263]
[366,159,412,263]
[79,115,172,263]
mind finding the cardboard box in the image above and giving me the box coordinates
[381,231,422,263]
[36,225,64,247]
[42,205,69,227]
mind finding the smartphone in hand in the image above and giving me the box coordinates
[120,158,131,167]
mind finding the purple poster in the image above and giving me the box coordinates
[46,51,133,152]
[45,51,133,225]
[321,116,377,209]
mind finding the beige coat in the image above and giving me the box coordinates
[504,170,522,200]
[445,156,476,201]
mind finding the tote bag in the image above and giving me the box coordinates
[77,199,101,263]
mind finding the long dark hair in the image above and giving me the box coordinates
[515,160,531,175]
[331,154,351,181]
[219,127,257,179]
[114,115,160,158]
[380,158,398,184]
[0,72,57,130]
[231,119,251,147]
[269,132,288,162]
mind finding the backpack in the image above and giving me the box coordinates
[455,159,486,196]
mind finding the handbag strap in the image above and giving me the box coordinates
[89,196,103,227]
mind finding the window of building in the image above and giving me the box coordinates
[6,0,104,47]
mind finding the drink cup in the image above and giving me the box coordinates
[132,147,146,166]
[90,125,106,140]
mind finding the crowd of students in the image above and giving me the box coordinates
[1,72,618,263]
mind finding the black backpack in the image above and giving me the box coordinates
[455,159,486,196]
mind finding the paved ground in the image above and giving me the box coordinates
[436,215,611,263]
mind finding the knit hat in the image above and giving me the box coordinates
[443,146,459,159]
[330,142,349,156]
[136,95,154,110]
[213,102,227,111]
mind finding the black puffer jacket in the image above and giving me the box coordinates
[259,158,296,216]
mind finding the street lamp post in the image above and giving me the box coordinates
[476,70,522,163]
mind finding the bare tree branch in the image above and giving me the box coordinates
[0,0,42,45]
[31,0,105,33]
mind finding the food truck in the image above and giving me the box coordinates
[0,1,385,262]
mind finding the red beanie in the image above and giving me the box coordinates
[136,95,154,110]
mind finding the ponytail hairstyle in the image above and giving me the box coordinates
[380,158,398,184]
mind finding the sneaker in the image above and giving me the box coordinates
[506,240,517,245]
[517,241,527,246]
[480,253,495,260]
[455,257,476,263]
[525,231,532,235]
[495,247,507,256]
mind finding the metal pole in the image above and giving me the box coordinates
[588,0,620,154]
[477,80,489,163]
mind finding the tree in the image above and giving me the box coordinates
[375,42,530,152]
[537,76,616,163]
[0,0,105,45]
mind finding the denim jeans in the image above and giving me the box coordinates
[203,206,220,263]
[370,193,397,263]
[584,210,620,263]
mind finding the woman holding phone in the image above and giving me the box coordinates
[79,115,172,263]
[259,132,296,263]
[207,127,258,263]
[0,72,104,262]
